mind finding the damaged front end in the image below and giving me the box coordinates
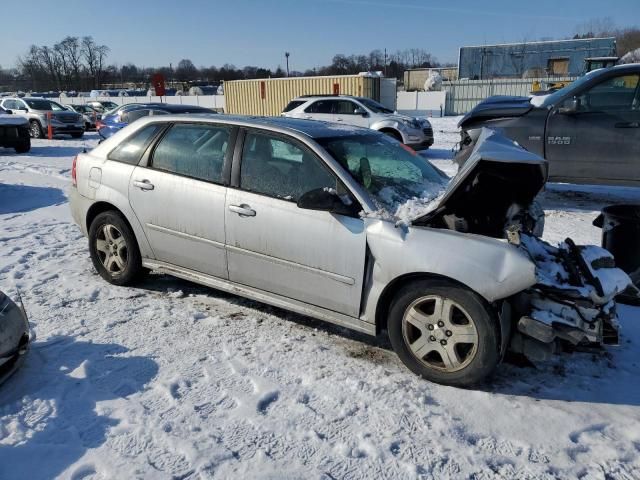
[507,232,632,361]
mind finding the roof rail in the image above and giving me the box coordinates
[297,94,355,98]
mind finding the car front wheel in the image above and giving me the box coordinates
[88,211,142,286]
[29,120,43,139]
[387,279,500,387]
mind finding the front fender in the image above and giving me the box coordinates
[362,219,536,322]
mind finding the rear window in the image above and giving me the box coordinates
[282,100,306,113]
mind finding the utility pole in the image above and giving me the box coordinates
[384,48,387,77]
[285,52,290,77]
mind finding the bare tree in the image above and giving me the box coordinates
[81,36,109,89]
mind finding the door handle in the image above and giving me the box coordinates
[615,122,640,128]
[304,116,313,120]
[133,179,154,191]
[228,204,256,217]
[336,118,343,122]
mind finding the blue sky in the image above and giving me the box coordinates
[1,0,638,70]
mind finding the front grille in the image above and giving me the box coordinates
[57,114,79,124]
[422,127,433,137]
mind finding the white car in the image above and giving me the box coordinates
[282,95,434,150]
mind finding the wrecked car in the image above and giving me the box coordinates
[0,290,30,384]
[69,116,631,387]
[457,64,640,187]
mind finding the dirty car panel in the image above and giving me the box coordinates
[0,290,30,384]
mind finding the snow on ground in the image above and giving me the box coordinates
[0,123,639,479]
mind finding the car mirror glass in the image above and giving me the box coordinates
[297,187,357,215]
[354,107,368,117]
[558,97,579,114]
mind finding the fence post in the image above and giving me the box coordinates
[47,112,53,140]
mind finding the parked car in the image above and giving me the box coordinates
[0,97,84,139]
[97,103,216,139]
[457,63,640,186]
[0,106,30,153]
[69,116,630,386]
[65,104,102,130]
[282,95,434,150]
[85,100,119,112]
[0,290,30,384]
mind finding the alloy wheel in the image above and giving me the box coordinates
[95,224,128,275]
[402,295,479,372]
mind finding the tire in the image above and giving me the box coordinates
[382,129,402,142]
[71,132,84,139]
[387,279,500,387]
[88,211,142,286]
[29,120,43,139]
[14,142,30,154]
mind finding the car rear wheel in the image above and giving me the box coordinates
[29,120,43,139]
[89,211,142,286]
[387,279,500,387]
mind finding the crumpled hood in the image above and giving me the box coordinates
[412,128,548,228]
[0,114,29,126]
[379,113,423,125]
[458,95,533,128]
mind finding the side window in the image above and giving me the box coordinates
[334,100,357,115]
[578,74,640,112]
[305,100,334,114]
[151,123,230,184]
[240,131,337,201]
[108,124,165,165]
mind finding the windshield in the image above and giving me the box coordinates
[102,101,118,109]
[357,98,394,114]
[537,71,600,107]
[25,99,66,111]
[318,134,448,223]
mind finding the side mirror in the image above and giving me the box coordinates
[4,109,13,114]
[558,97,580,114]
[297,188,358,216]
[353,107,369,117]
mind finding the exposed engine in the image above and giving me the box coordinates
[508,232,631,360]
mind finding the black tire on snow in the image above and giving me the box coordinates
[88,211,143,286]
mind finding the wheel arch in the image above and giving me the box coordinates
[85,201,150,259]
[376,127,403,142]
[374,272,503,346]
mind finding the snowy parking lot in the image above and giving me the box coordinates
[1,117,639,479]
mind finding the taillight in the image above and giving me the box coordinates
[71,155,78,187]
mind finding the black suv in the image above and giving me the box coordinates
[0,106,30,153]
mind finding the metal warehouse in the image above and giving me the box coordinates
[458,37,616,80]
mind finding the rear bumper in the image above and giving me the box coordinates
[69,187,91,236]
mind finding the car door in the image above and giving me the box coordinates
[333,100,370,128]
[128,122,235,278]
[224,129,367,317]
[545,73,640,184]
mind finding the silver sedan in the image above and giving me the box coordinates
[69,116,629,386]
